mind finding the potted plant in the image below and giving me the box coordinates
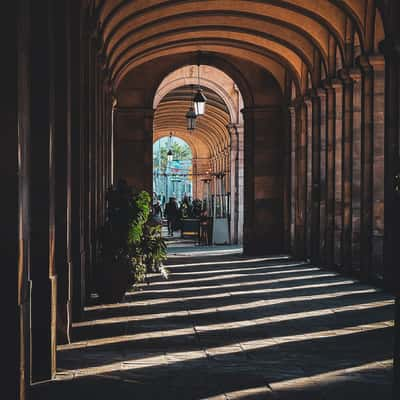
[96,188,168,303]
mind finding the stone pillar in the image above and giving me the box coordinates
[228,124,239,244]
[310,93,321,265]
[332,79,344,268]
[305,97,313,260]
[325,83,336,268]
[358,56,374,281]
[367,54,386,280]
[227,123,244,245]
[237,126,245,244]
[340,70,354,272]
[381,34,400,397]
[289,106,296,252]
[192,158,199,199]
[350,69,362,273]
[85,33,97,294]
[295,102,308,259]
[70,0,85,323]
[115,107,154,193]
[224,147,230,195]
[395,297,400,398]
[282,107,292,253]
[29,1,58,381]
[242,106,285,255]
[318,88,328,266]
[53,0,72,345]
[242,109,255,253]
[3,1,30,397]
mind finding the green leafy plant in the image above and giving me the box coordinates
[97,187,169,300]
[125,190,169,285]
[140,224,168,273]
[128,190,152,247]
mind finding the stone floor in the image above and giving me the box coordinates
[32,247,395,399]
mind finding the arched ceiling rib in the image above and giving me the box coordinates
[153,132,208,160]
[115,43,295,93]
[112,29,305,80]
[106,14,324,68]
[96,0,374,94]
[154,85,231,159]
[154,65,244,125]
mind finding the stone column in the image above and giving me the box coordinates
[350,69,363,273]
[228,124,239,244]
[332,79,344,268]
[3,1,30,397]
[29,1,58,381]
[340,70,354,272]
[310,93,321,265]
[242,109,255,253]
[295,101,308,259]
[381,33,400,397]
[70,0,86,322]
[242,106,285,255]
[289,106,297,253]
[237,126,245,244]
[85,33,96,292]
[115,107,154,193]
[282,107,292,253]
[318,88,328,266]
[53,0,72,345]
[227,123,244,245]
[367,54,386,279]
[305,97,313,261]
[224,147,230,195]
[325,83,336,269]
[396,297,400,398]
[192,157,198,199]
[358,56,374,281]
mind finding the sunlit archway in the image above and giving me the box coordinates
[152,65,246,245]
[153,135,193,204]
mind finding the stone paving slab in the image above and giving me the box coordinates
[32,252,394,399]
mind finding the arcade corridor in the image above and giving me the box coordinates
[3,1,400,399]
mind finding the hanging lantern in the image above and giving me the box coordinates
[193,61,207,115]
[193,89,207,116]
[186,107,197,131]
[167,149,173,162]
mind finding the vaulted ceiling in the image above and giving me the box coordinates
[94,0,384,94]
[153,85,230,159]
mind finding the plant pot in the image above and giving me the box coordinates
[95,256,132,303]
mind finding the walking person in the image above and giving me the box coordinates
[151,200,163,226]
[165,197,179,236]
[199,207,209,245]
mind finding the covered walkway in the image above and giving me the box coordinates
[5,1,400,398]
[33,249,394,399]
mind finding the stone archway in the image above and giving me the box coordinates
[153,65,245,243]
[115,54,286,252]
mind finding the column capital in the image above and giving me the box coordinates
[290,97,304,109]
[360,53,386,72]
[348,67,362,83]
[302,91,312,106]
[311,88,327,99]
[338,68,354,86]
[330,78,343,90]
